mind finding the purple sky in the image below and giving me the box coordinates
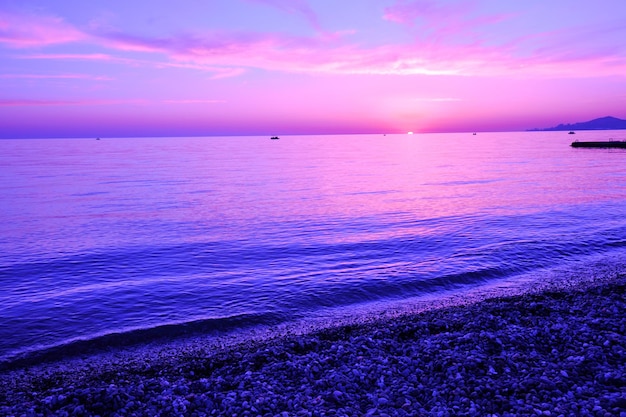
[1,0,626,138]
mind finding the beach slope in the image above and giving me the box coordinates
[1,274,625,416]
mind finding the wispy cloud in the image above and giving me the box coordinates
[0,98,149,107]
[0,12,85,48]
[162,99,226,104]
[0,99,79,106]
[383,0,454,25]
[0,73,112,81]
[383,0,513,48]
[21,53,113,61]
[0,98,224,107]
[207,67,247,79]
[526,20,626,63]
[381,0,626,78]
[85,28,465,76]
[20,50,248,80]
[3,7,626,80]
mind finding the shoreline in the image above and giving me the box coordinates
[2,271,625,416]
[3,253,623,372]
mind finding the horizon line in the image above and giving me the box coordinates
[0,129,608,140]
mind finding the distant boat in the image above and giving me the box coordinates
[96,137,101,140]
[571,140,626,148]
[472,132,477,135]
[568,131,576,134]
[270,136,280,140]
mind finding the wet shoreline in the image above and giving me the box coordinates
[2,271,625,416]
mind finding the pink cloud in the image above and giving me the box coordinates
[20,50,248,80]
[0,73,112,81]
[95,31,174,53]
[82,28,461,76]
[3,8,626,82]
[0,99,79,106]
[208,67,247,79]
[86,25,626,79]
[162,99,226,104]
[380,1,626,78]
[21,53,113,61]
[0,12,85,48]
[18,52,176,73]
[383,0,448,25]
[525,21,626,63]
[482,20,626,78]
[0,98,229,109]
[383,0,513,48]
[0,99,148,107]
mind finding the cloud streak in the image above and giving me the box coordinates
[0,98,154,107]
[0,99,80,106]
[2,7,626,81]
[0,98,225,107]
[81,27,497,77]
[162,99,226,104]
[0,73,112,81]
[0,12,85,48]
[383,0,461,25]
[19,53,113,61]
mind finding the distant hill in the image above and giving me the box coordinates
[533,116,626,131]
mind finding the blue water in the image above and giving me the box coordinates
[1,131,626,364]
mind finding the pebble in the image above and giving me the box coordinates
[1,274,625,416]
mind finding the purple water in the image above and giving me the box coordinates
[1,131,626,364]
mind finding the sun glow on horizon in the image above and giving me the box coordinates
[1,1,625,138]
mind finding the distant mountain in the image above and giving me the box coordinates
[534,116,626,131]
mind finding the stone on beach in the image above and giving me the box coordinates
[1,273,625,416]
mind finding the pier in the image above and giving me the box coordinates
[571,140,626,148]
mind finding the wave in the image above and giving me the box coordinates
[0,311,283,371]
[3,205,626,371]
[4,245,626,372]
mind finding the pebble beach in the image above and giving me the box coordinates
[1,272,625,417]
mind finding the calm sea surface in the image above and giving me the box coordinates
[1,131,626,364]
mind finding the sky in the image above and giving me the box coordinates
[1,0,626,138]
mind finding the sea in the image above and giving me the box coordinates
[1,131,626,365]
